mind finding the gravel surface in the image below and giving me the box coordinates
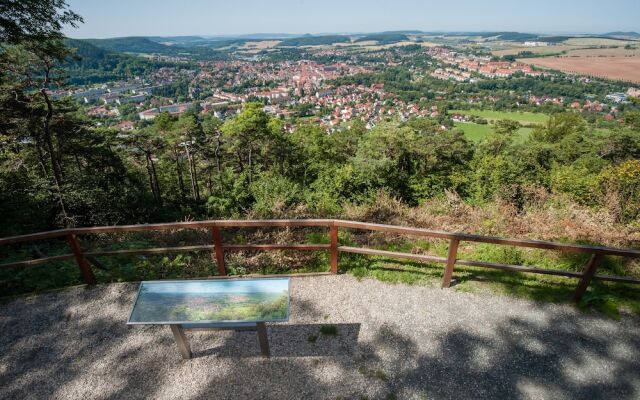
[1,275,639,400]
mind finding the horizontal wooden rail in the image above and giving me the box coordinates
[334,220,640,258]
[1,219,639,302]
[455,259,584,278]
[0,254,75,269]
[0,219,333,246]
[338,248,640,284]
[224,244,330,252]
[85,245,215,257]
[338,246,447,264]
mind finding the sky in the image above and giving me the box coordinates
[63,0,640,39]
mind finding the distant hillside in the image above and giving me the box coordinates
[147,36,212,46]
[443,32,540,41]
[278,35,351,47]
[603,31,640,39]
[63,39,178,85]
[494,32,540,41]
[85,37,172,53]
[378,30,423,35]
[82,36,227,60]
[206,39,254,49]
[356,33,409,44]
[65,38,112,62]
[539,36,574,43]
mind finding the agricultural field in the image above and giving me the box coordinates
[492,44,578,57]
[453,122,532,142]
[520,56,640,83]
[239,40,281,50]
[303,40,438,51]
[562,46,640,57]
[449,109,550,125]
[564,37,636,46]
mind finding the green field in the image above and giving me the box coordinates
[449,109,550,125]
[454,122,533,142]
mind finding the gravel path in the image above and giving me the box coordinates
[1,275,639,400]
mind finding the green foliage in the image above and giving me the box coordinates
[64,39,178,85]
[250,173,302,217]
[579,292,621,320]
[551,165,601,204]
[0,0,82,44]
[319,324,338,335]
[532,113,587,143]
[601,160,640,222]
[357,366,389,381]
[625,111,640,130]
[470,155,522,202]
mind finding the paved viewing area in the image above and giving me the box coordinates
[1,275,639,400]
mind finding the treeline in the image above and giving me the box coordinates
[64,39,184,85]
[1,0,639,237]
[2,92,640,236]
[278,35,351,47]
[82,37,228,60]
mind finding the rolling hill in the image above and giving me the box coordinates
[85,37,172,53]
[355,33,409,44]
[63,39,178,85]
[81,36,226,59]
[603,31,640,39]
[278,35,351,47]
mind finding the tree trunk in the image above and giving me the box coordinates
[39,66,68,225]
[183,141,200,201]
[191,153,200,200]
[214,134,224,191]
[33,135,49,177]
[145,155,157,201]
[40,90,63,186]
[150,156,162,205]
[248,146,253,184]
[236,150,244,173]
[173,147,186,198]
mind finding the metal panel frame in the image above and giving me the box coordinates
[126,277,291,325]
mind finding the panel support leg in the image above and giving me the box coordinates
[170,324,192,359]
[256,322,270,357]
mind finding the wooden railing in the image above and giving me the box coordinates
[1,219,639,302]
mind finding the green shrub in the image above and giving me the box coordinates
[250,173,302,217]
[319,324,338,335]
[550,164,600,205]
[601,160,640,223]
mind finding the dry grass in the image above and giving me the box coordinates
[341,189,640,248]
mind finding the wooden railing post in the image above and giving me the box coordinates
[442,238,460,288]
[67,233,96,284]
[211,227,226,276]
[330,224,338,274]
[574,254,603,302]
